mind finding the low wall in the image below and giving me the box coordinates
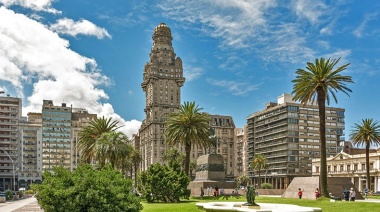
[256,189,285,195]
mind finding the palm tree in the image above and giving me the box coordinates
[292,57,353,197]
[350,119,380,189]
[250,154,268,188]
[131,149,142,186]
[189,160,197,179]
[165,101,211,176]
[78,116,120,163]
[237,175,250,187]
[95,131,133,169]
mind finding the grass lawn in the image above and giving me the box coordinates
[141,196,380,212]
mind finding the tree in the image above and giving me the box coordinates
[189,160,197,179]
[139,163,190,203]
[350,118,380,189]
[78,116,120,163]
[237,175,250,187]
[292,57,353,197]
[131,149,142,186]
[162,148,185,169]
[95,131,133,170]
[250,154,268,188]
[33,165,143,212]
[165,101,211,176]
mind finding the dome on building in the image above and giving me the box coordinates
[152,23,172,41]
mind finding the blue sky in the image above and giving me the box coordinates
[0,0,379,139]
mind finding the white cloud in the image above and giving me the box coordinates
[353,13,378,38]
[292,0,327,24]
[0,6,138,137]
[0,0,60,13]
[206,78,258,96]
[49,18,111,39]
[183,65,203,81]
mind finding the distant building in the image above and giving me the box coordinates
[139,23,185,171]
[18,113,43,187]
[247,93,345,189]
[312,149,380,192]
[0,95,22,190]
[41,100,96,172]
[234,125,248,177]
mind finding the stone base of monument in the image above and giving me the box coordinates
[188,154,237,196]
[196,202,322,212]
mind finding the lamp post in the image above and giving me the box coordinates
[2,150,16,191]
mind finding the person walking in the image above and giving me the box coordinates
[200,187,204,198]
[350,188,356,201]
[364,187,369,200]
[298,188,303,199]
[315,188,320,200]
[215,185,219,196]
[343,188,350,201]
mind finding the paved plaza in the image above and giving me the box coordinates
[0,197,43,212]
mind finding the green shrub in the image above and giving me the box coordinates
[260,183,273,189]
[33,164,143,212]
[18,191,24,198]
[139,163,190,203]
[5,190,13,200]
[24,189,35,195]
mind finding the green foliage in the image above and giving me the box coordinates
[33,164,142,212]
[260,183,273,189]
[165,101,211,176]
[5,190,13,200]
[24,189,35,194]
[139,163,190,203]
[18,191,24,198]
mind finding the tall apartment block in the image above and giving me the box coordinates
[42,100,72,171]
[18,113,43,188]
[247,93,345,189]
[139,23,185,171]
[234,125,248,177]
[42,100,96,172]
[0,95,22,191]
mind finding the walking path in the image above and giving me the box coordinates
[0,197,43,212]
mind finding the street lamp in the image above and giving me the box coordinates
[2,150,16,191]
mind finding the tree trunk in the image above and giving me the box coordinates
[366,143,370,189]
[185,142,191,177]
[317,89,328,197]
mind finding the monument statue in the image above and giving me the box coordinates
[245,185,258,206]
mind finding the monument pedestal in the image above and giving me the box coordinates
[188,154,236,196]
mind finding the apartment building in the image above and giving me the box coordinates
[18,113,43,188]
[0,94,22,191]
[247,93,345,189]
[234,125,248,177]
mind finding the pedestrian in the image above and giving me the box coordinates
[315,188,320,200]
[343,188,350,201]
[210,186,213,196]
[200,187,204,198]
[350,188,356,201]
[215,185,219,196]
[364,187,369,200]
[298,188,303,199]
[207,186,210,196]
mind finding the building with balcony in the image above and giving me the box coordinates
[18,113,43,188]
[246,93,345,189]
[0,94,22,191]
[312,150,380,192]
[234,125,248,177]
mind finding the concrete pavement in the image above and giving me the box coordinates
[0,197,43,212]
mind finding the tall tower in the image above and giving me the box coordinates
[139,23,185,171]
